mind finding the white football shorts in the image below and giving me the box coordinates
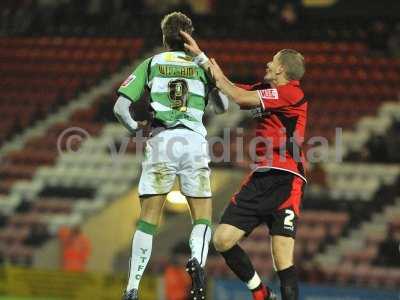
[138,127,212,198]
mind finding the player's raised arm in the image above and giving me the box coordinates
[180,30,214,81]
[180,31,261,108]
[179,31,230,113]
[208,59,260,107]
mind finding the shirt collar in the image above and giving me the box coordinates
[289,80,300,86]
[277,80,300,88]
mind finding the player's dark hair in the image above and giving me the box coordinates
[161,11,194,51]
[278,49,306,80]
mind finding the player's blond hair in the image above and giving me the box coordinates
[278,49,306,80]
[161,11,194,51]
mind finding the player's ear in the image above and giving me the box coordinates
[277,64,285,75]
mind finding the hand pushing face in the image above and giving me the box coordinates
[180,30,202,56]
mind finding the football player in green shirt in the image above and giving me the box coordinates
[114,12,228,300]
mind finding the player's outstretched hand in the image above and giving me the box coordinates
[180,30,202,56]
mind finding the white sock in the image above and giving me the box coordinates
[126,229,153,291]
[247,272,262,290]
[189,224,212,268]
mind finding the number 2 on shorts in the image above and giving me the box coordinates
[284,209,295,227]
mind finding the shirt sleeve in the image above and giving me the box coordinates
[117,57,152,102]
[257,86,303,111]
[113,96,138,133]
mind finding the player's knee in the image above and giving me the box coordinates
[140,207,162,225]
[213,231,234,252]
[187,197,212,221]
[139,197,165,224]
[273,254,293,271]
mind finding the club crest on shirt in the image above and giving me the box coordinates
[121,74,136,87]
[259,88,278,99]
[164,53,193,63]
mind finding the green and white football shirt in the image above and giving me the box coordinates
[118,51,211,137]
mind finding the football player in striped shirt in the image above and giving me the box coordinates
[114,12,228,300]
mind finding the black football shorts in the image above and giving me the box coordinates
[220,169,305,238]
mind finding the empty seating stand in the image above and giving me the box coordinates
[0,94,112,195]
[0,37,143,195]
[0,37,143,147]
[0,91,119,264]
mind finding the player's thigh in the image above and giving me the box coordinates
[180,166,211,198]
[213,224,246,252]
[270,235,295,271]
[139,195,167,225]
[139,159,178,196]
[266,208,297,271]
[138,133,178,196]
[218,172,263,237]
[187,197,212,221]
[179,132,211,198]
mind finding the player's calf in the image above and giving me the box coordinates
[277,266,299,300]
[219,244,276,300]
[271,236,298,300]
[186,194,212,300]
[189,218,212,268]
[124,220,157,300]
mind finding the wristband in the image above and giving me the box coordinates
[194,52,209,65]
